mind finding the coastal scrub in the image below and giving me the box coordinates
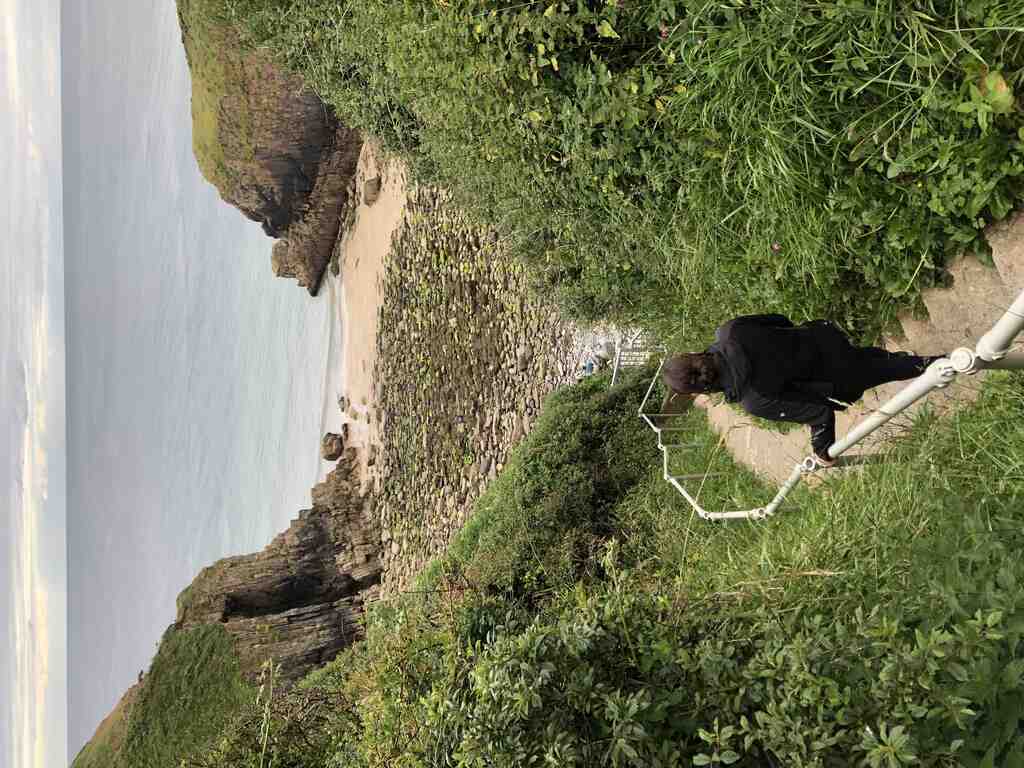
[212,0,1023,345]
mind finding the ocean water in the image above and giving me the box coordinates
[2,1,67,765]
[62,1,335,757]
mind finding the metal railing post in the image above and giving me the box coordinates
[977,290,1024,362]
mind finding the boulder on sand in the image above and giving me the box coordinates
[321,428,348,461]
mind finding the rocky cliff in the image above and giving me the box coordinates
[177,1,361,294]
[73,451,380,768]
[175,448,381,681]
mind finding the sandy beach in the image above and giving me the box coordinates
[317,141,408,492]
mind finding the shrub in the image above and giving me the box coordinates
[189,661,360,768]
[427,364,657,594]
[416,559,1024,768]
[185,374,1024,767]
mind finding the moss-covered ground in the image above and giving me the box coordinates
[176,0,252,196]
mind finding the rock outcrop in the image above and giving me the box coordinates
[320,429,347,461]
[177,4,361,294]
[175,450,380,682]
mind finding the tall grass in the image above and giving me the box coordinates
[209,0,1024,347]
[72,625,252,768]
[187,369,1024,766]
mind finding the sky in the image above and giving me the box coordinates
[3,0,337,764]
[1,0,68,767]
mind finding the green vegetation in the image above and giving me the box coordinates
[176,0,253,195]
[135,3,1024,764]
[215,0,1022,345]
[72,625,252,768]
[420,367,657,593]
[189,369,1024,766]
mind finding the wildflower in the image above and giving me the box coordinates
[660,25,669,39]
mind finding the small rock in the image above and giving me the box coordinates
[321,432,346,461]
[516,345,533,372]
[391,540,401,556]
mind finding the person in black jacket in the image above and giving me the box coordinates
[662,314,946,466]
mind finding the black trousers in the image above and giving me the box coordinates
[801,347,934,456]
[841,347,932,403]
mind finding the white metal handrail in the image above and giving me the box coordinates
[611,329,657,387]
[638,286,1024,520]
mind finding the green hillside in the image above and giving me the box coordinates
[213,0,1023,346]
[187,366,1024,766]
[176,0,253,197]
[72,625,251,768]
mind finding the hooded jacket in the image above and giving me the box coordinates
[707,314,863,456]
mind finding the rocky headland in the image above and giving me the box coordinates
[177,0,361,294]
[172,449,380,682]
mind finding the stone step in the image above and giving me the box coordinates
[899,253,1017,354]
[695,364,984,487]
[986,210,1024,292]
[690,211,1024,490]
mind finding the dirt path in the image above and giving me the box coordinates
[695,212,1024,486]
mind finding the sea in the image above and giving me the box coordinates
[57,1,335,761]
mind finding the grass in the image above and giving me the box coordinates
[407,371,1024,763]
[176,0,253,196]
[417,367,656,595]
[72,625,252,768]
[187,367,1024,766]
[610,373,1024,650]
[214,0,1024,348]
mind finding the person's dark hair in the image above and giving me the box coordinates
[662,353,718,394]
